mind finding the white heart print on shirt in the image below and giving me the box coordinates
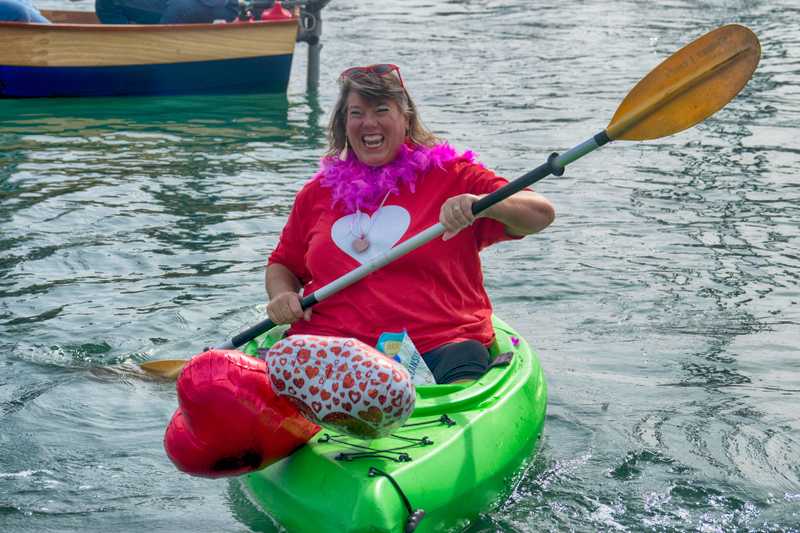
[331,205,410,264]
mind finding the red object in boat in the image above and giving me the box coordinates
[261,0,292,20]
[164,349,319,478]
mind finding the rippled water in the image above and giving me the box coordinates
[2,1,799,531]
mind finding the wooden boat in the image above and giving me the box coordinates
[0,10,298,98]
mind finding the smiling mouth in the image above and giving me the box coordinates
[362,134,384,148]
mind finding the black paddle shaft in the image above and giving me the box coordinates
[471,152,565,216]
[227,293,317,349]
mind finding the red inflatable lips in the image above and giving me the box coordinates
[164,349,319,478]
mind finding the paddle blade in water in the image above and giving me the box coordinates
[607,24,761,141]
[139,359,188,379]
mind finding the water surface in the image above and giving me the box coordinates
[1,1,799,531]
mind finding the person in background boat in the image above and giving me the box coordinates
[266,64,555,384]
[94,0,237,24]
[0,0,49,22]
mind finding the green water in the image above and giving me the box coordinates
[2,1,799,531]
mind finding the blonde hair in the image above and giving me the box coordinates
[326,69,439,158]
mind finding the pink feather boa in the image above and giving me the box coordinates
[315,143,478,212]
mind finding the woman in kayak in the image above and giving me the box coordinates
[266,64,555,384]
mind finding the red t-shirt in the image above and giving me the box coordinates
[268,158,518,353]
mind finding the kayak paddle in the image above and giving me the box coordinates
[140,24,760,379]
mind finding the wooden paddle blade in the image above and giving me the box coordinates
[139,359,188,379]
[607,24,760,141]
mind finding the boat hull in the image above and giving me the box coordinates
[239,316,548,532]
[0,55,293,98]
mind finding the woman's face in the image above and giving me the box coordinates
[344,92,409,167]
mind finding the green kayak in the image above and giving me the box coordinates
[239,316,547,532]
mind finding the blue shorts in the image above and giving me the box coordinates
[94,0,237,24]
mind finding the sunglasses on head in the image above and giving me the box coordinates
[338,63,405,89]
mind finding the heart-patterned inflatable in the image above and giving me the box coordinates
[164,349,320,478]
[263,335,416,439]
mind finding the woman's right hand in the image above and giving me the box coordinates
[267,292,312,325]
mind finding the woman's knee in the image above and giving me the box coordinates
[422,340,490,384]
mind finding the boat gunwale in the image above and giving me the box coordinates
[0,12,298,32]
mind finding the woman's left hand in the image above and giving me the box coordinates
[440,194,482,241]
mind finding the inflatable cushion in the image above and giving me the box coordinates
[264,335,415,439]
